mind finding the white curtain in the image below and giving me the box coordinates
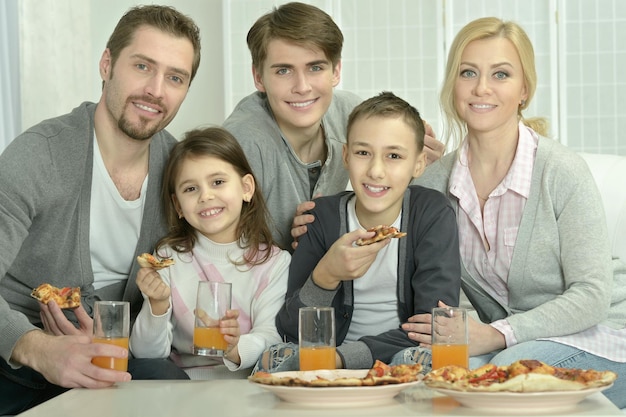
[0,0,21,151]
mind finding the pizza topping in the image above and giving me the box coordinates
[137,253,175,270]
[355,225,408,246]
[424,360,617,392]
[249,360,423,387]
[31,283,81,309]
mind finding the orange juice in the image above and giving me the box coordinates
[92,337,129,371]
[299,345,336,371]
[194,326,228,351]
[431,343,469,369]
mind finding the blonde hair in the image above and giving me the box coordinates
[440,17,548,148]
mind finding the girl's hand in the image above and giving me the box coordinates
[136,267,170,315]
[221,310,241,364]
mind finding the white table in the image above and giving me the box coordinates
[16,379,623,417]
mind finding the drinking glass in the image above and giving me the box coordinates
[298,306,336,371]
[92,301,130,371]
[193,281,232,356]
[431,306,469,369]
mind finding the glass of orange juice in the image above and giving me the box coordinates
[92,301,130,371]
[431,307,469,370]
[298,306,336,371]
[193,281,232,357]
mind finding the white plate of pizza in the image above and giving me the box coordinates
[249,362,423,407]
[424,359,616,413]
[432,385,611,414]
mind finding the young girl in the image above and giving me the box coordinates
[130,127,290,379]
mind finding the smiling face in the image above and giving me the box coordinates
[454,37,528,139]
[172,156,254,243]
[100,25,194,140]
[252,38,341,140]
[343,116,425,227]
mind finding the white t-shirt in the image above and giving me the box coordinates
[344,196,401,342]
[90,135,147,290]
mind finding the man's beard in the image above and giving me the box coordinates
[118,114,161,141]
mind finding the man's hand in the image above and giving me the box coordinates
[11,330,131,389]
[311,229,390,290]
[136,267,171,315]
[40,302,92,337]
[423,121,444,165]
[291,200,317,251]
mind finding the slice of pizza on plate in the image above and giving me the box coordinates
[424,359,617,392]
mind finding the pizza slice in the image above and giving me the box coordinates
[248,360,423,387]
[137,253,175,270]
[355,225,408,246]
[423,359,617,392]
[31,283,81,309]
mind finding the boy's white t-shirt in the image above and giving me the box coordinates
[344,196,401,342]
[90,135,147,290]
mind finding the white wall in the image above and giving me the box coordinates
[16,0,626,154]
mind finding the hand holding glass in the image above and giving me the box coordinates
[193,281,232,356]
[299,306,336,371]
[92,301,130,371]
[431,306,469,369]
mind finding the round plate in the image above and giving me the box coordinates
[249,370,421,408]
[431,384,612,414]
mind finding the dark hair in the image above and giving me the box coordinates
[247,2,343,72]
[106,5,201,83]
[157,127,276,266]
[347,91,425,152]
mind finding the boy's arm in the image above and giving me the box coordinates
[350,192,462,366]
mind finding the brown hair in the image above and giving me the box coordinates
[157,127,276,266]
[246,2,343,73]
[106,5,201,83]
[440,17,548,148]
[347,91,425,152]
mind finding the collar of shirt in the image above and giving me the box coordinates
[450,121,538,202]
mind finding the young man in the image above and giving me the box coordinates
[258,92,461,371]
[0,5,201,414]
[223,2,444,251]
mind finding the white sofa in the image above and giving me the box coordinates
[579,152,626,263]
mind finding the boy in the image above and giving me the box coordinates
[258,92,461,371]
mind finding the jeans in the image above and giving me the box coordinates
[0,358,189,415]
[252,342,300,374]
[390,340,626,409]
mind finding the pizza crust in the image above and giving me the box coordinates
[355,225,407,246]
[249,361,423,387]
[137,253,175,269]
